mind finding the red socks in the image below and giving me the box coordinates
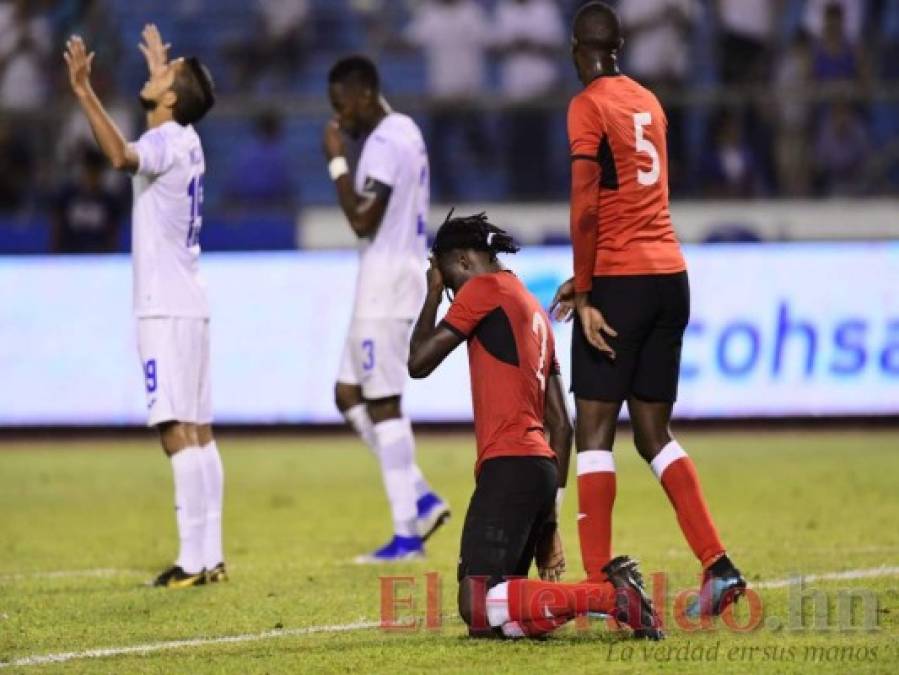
[485,578,618,635]
[576,450,616,579]
[575,442,725,573]
[651,441,725,568]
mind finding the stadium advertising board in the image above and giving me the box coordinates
[1,243,896,424]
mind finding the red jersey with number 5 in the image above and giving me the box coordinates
[568,74,686,290]
[440,271,558,475]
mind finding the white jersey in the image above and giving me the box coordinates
[352,113,428,320]
[129,121,209,318]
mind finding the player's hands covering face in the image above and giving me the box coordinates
[63,36,95,97]
[322,119,346,160]
[535,522,566,582]
[426,257,444,296]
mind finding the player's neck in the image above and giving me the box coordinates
[475,262,504,277]
[583,56,620,85]
[145,109,175,130]
[360,102,390,134]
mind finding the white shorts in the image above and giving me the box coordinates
[337,318,413,400]
[136,317,212,427]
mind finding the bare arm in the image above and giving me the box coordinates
[333,172,390,239]
[64,36,138,172]
[535,371,572,582]
[408,260,464,378]
[322,120,390,238]
[543,371,573,489]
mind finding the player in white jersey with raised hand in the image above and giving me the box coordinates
[324,56,449,563]
[64,26,224,587]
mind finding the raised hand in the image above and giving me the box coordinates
[426,257,444,296]
[138,23,170,77]
[63,35,95,97]
[322,118,346,160]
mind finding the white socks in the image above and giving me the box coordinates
[170,441,225,573]
[170,447,206,574]
[199,440,224,569]
[485,581,511,627]
[343,404,378,453]
[373,417,418,538]
[409,463,432,501]
[345,404,433,500]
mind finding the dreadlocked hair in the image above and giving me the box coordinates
[431,210,520,261]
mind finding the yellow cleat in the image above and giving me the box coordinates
[206,562,229,583]
[151,565,206,588]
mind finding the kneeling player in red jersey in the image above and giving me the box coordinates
[408,211,662,639]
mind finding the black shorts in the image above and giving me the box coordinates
[571,271,689,403]
[457,456,557,588]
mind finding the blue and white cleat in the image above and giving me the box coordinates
[685,555,747,619]
[416,493,451,542]
[354,535,425,564]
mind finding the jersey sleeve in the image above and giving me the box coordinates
[359,134,400,187]
[567,94,603,160]
[129,127,175,177]
[568,94,603,293]
[441,275,498,338]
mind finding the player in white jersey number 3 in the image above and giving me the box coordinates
[324,56,449,562]
[65,25,225,587]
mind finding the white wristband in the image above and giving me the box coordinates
[328,156,349,181]
[555,487,565,512]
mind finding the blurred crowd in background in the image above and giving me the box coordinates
[1,0,898,253]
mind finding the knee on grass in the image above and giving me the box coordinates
[458,576,504,634]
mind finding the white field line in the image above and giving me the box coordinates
[2,565,898,669]
[751,565,899,590]
[0,568,143,582]
[0,620,380,669]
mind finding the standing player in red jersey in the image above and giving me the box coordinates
[408,211,662,640]
[551,2,746,617]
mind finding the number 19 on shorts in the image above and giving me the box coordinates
[144,359,157,393]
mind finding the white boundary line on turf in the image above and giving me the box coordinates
[751,565,899,590]
[3,565,899,669]
[0,621,380,669]
[0,568,143,582]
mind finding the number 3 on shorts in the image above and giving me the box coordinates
[361,339,375,372]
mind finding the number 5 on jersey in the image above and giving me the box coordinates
[633,112,660,186]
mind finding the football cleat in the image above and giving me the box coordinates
[354,535,424,564]
[151,565,206,588]
[602,555,664,640]
[416,492,450,542]
[206,562,229,583]
[686,554,747,619]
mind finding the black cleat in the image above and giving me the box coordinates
[686,554,747,618]
[206,562,229,583]
[602,555,664,640]
[151,565,206,588]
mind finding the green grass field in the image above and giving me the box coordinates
[1,430,898,673]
